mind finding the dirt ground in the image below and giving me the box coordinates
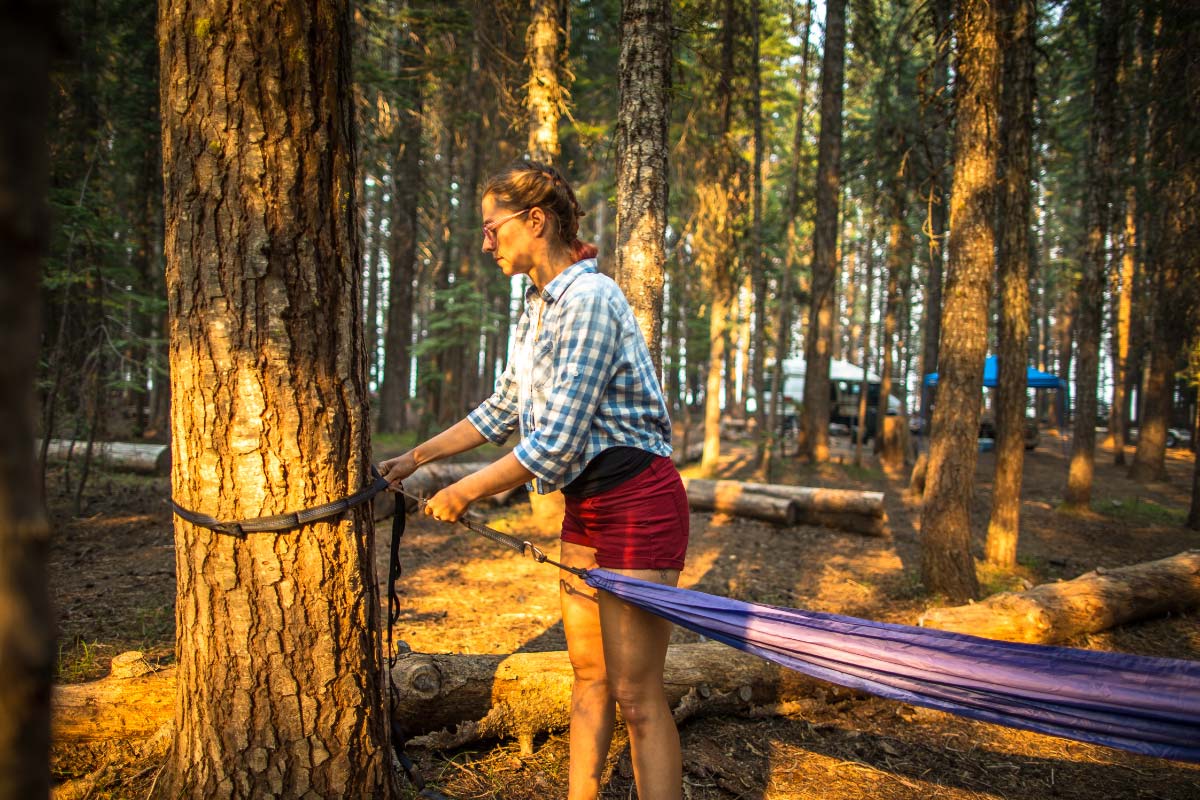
[48,431,1200,799]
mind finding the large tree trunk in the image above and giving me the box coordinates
[379,14,423,435]
[1065,0,1121,508]
[0,4,55,796]
[614,0,671,375]
[986,0,1036,568]
[55,642,846,754]
[801,0,847,465]
[920,550,1200,644]
[526,0,567,162]
[158,3,394,796]
[919,0,1001,602]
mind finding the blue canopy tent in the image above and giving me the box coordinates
[921,356,1067,449]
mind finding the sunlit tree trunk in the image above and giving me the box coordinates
[855,222,875,469]
[0,4,55,797]
[801,0,847,464]
[749,0,768,464]
[614,0,671,375]
[379,13,423,435]
[877,181,909,471]
[157,2,394,795]
[1109,185,1135,465]
[986,0,1036,567]
[920,0,1000,602]
[1066,0,1121,508]
[526,0,567,162]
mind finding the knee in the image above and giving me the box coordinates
[569,653,607,687]
[609,680,665,730]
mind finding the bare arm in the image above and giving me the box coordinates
[378,417,488,486]
[423,451,536,522]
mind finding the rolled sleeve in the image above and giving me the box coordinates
[467,360,520,444]
[514,292,621,484]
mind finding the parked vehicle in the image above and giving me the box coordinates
[759,358,901,442]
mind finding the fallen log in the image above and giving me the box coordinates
[372,461,520,520]
[39,439,170,475]
[681,478,886,533]
[681,478,798,525]
[919,549,1200,644]
[53,643,845,754]
[671,440,705,466]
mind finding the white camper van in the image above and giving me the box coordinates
[761,358,902,440]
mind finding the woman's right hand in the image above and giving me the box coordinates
[378,452,418,489]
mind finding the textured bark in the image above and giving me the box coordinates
[158,2,393,796]
[801,0,846,464]
[986,0,1036,567]
[0,4,55,797]
[526,0,566,162]
[614,0,671,375]
[920,550,1200,644]
[1065,0,1122,508]
[919,0,1001,602]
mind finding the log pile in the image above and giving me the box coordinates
[53,643,850,754]
[920,550,1200,644]
[681,478,887,535]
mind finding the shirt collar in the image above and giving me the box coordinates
[524,258,598,304]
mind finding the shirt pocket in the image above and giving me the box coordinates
[531,338,555,390]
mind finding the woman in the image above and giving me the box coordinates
[379,161,687,799]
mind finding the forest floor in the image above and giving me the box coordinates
[48,430,1200,799]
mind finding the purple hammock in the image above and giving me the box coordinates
[584,570,1200,763]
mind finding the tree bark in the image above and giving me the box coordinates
[920,550,1200,644]
[1109,184,1136,465]
[614,0,671,375]
[986,0,1036,567]
[919,0,1001,602]
[749,0,768,466]
[158,2,394,796]
[801,0,847,464]
[0,4,55,796]
[1065,0,1122,509]
[526,0,567,162]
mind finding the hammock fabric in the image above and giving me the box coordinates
[584,570,1200,763]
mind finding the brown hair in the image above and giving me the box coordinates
[482,160,600,261]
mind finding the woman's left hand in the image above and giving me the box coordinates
[423,483,473,523]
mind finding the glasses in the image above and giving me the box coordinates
[482,208,531,248]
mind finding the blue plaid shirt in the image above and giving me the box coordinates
[467,259,673,494]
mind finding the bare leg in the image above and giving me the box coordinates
[599,567,682,800]
[559,541,614,800]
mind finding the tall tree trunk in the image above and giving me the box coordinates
[1065,0,1121,508]
[919,0,1001,602]
[365,180,383,392]
[801,0,847,464]
[614,0,672,376]
[877,182,907,470]
[855,221,875,469]
[0,4,55,797]
[379,17,422,436]
[986,0,1036,567]
[158,3,394,795]
[526,0,566,162]
[749,0,768,464]
[1054,290,1075,429]
[1110,185,1135,465]
[920,0,952,426]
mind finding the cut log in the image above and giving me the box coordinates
[919,550,1200,644]
[672,440,705,466]
[53,643,846,752]
[681,478,886,533]
[681,479,798,525]
[39,439,170,475]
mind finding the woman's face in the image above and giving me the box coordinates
[481,193,538,279]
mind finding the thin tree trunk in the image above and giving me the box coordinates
[920,0,1001,602]
[750,0,767,463]
[526,0,566,162]
[614,0,672,375]
[1110,185,1135,465]
[158,3,394,795]
[0,4,55,796]
[801,0,847,464]
[855,220,874,468]
[877,184,905,470]
[985,0,1036,568]
[1066,0,1122,508]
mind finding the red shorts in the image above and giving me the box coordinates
[560,456,689,570]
